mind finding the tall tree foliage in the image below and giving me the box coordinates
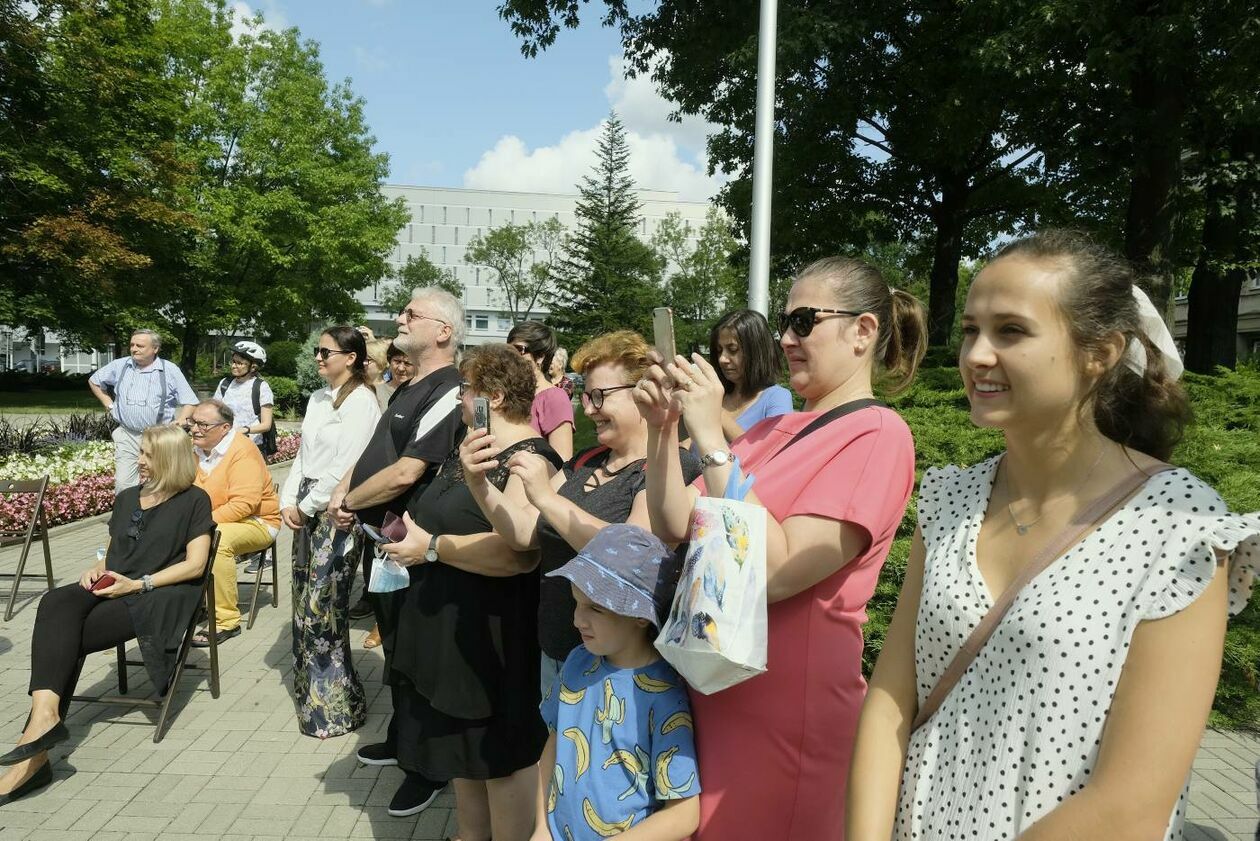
[546,113,662,346]
[465,217,566,323]
[654,209,742,353]
[378,252,463,317]
[0,0,405,369]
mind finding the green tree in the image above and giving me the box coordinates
[0,0,195,349]
[501,2,1048,347]
[378,252,463,316]
[653,209,742,353]
[156,0,407,371]
[547,113,662,345]
[465,217,566,323]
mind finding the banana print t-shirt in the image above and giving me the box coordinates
[541,645,700,840]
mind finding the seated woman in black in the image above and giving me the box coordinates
[381,343,562,841]
[0,424,215,804]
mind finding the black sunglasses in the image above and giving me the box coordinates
[126,508,146,541]
[580,384,634,411]
[313,347,351,360]
[776,306,863,338]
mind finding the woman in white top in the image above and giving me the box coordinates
[847,230,1260,840]
[216,340,274,448]
[280,326,381,738]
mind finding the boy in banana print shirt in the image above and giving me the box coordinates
[533,523,700,841]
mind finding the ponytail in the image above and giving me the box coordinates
[881,288,928,395]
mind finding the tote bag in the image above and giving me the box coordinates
[655,470,767,693]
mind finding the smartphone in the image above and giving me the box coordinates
[473,396,491,434]
[359,522,387,544]
[90,573,117,593]
[652,306,677,363]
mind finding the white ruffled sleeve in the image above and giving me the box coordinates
[1141,511,1260,620]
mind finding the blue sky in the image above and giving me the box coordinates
[234,0,720,200]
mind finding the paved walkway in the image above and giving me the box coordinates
[0,461,1254,839]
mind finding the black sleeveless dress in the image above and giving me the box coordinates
[390,437,562,780]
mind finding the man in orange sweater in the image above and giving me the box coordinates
[188,399,280,643]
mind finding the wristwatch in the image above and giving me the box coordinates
[424,534,440,564]
[141,574,155,593]
[699,449,734,468]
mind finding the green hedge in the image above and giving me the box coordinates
[865,364,1260,729]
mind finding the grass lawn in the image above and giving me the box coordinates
[0,390,103,414]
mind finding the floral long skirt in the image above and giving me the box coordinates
[292,512,367,738]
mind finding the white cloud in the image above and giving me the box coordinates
[462,55,724,202]
[229,1,287,40]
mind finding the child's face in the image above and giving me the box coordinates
[571,584,651,658]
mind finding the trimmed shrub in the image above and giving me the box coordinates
[267,376,300,415]
[266,340,302,378]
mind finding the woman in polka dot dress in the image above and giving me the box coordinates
[848,230,1260,841]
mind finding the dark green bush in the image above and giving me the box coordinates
[0,371,92,392]
[861,364,1260,729]
[267,376,300,415]
[266,340,302,378]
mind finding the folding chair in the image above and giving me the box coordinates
[241,482,281,630]
[69,531,222,743]
[0,477,56,621]
[243,540,278,630]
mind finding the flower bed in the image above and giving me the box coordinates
[0,432,301,532]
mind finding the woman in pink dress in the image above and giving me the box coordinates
[636,257,928,839]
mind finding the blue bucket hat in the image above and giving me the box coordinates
[547,523,679,627]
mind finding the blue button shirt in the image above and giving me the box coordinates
[90,357,198,432]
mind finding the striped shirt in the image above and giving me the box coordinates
[89,357,198,432]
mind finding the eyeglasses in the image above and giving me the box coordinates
[510,343,530,355]
[580,385,634,411]
[187,418,227,431]
[458,380,473,398]
[126,508,146,541]
[313,347,350,361]
[776,306,863,338]
[400,308,449,327]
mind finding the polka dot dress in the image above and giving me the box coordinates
[896,456,1260,840]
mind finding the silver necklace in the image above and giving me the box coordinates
[1005,446,1107,536]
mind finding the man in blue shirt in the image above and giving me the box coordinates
[88,329,198,493]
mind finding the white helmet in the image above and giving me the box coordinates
[232,340,267,365]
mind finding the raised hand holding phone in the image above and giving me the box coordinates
[472,396,491,434]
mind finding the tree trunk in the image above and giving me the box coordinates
[926,181,969,347]
[1184,122,1260,373]
[1184,207,1242,373]
[1121,15,1188,315]
[179,321,200,378]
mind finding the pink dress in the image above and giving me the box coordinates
[689,406,915,840]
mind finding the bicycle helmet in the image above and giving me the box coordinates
[231,340,267,365]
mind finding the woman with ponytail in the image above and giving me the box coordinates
[280,326,381,737]
[635,257,928,839]
[847,230,1260,840]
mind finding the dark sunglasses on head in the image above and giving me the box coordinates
[580,384,634,411]
[510,343,530,355]
[313,347,350,360]
[776,306,863,338]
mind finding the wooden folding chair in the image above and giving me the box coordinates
[244,541,278,630]
[69,531,222,742]
[0,477,56,621]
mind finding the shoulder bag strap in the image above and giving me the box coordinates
[573,445,610,471]
[910,463,1175,733]
[217,377,228,397]
[763,397,884,468]
[157,361,167,425]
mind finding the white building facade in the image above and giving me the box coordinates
[363,184,713,344]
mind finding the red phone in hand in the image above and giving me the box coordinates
[90,573,117,593]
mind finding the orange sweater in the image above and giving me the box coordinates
[194,431,281,528]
